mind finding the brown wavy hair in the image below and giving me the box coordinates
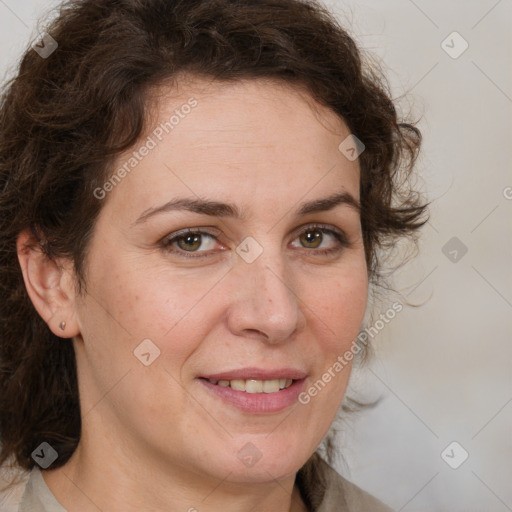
[0,0,428,487]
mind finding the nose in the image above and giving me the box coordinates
[225,248,306,344]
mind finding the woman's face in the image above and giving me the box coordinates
[72,78,368,484]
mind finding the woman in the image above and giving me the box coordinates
[0,0,427,510]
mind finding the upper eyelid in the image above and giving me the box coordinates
[292,223,347,241]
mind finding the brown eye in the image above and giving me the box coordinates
[176,233,203,252]
[291,224,350,255]
[162,229,220,258]
[299,229,323,249]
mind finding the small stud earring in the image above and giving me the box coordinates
[59,321,66,331]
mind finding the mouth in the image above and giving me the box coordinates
[203,378,294,394]
[198,368,307,413]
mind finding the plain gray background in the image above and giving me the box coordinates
[0,1,511,511]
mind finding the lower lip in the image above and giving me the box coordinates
[198,378,306,413]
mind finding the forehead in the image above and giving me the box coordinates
[105,77,361,222]
[149,76,352,150]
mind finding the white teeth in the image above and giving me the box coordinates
[230,379,246,391]
[245,379,263,393]
[262,379,280,393]
[208,378,294,393]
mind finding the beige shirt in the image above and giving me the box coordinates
[3,458,393,511]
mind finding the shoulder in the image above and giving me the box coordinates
[297,454,394,512]
[328,469,394,512]
[0,462,31,512]
[0,463,67,512]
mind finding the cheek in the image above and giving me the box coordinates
[89,250,203,335]
[306,265,368,394]
[82,253,230,389]
[312,265,369,342]
[76,256,221,428]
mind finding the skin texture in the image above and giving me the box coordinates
[17,78,368,512]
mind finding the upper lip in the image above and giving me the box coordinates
[201,367,307,381]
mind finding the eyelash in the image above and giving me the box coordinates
[160,223,350,260]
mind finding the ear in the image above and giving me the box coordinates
[16,230,81,338]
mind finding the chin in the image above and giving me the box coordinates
[210,437,310,484]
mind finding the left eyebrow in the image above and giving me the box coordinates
[133,191,360,226]
[296,191,360,216]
